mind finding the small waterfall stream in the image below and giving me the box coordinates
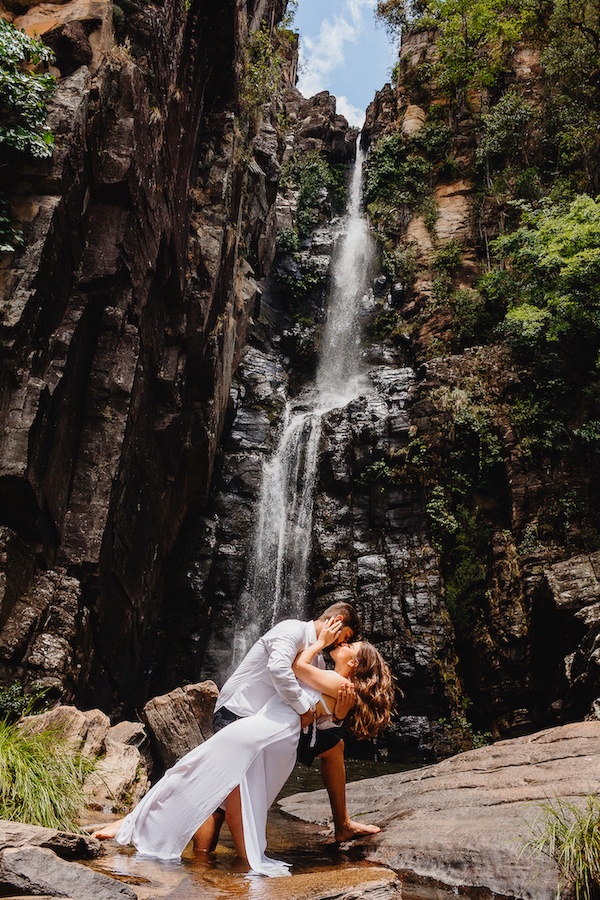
[233,148,376,663]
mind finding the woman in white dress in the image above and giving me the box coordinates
[92,619,395,877]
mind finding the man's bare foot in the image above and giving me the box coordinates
[91,819,124,840]
[334,820,381,842]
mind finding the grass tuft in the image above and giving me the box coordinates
[0,719,93,831]
[526,796,600,900]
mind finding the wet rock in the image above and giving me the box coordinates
[310,877,402,899]
[142,681,219,769]
[281,721,600,899]
[0,820,102,861]
[0,846,137,900]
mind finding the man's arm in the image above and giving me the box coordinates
[265,622,314,715]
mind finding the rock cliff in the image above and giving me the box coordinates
[0,0,356,714]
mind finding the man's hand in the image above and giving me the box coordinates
[300,708,316,729]
[333,682,356,723]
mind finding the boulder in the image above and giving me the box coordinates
[83,738,150,814]
[280,722,600,899]
[0,820,101,860]
[142,681,219,768]
[19,706,109,755]
[107,721,153,774]
[0,846,136,899]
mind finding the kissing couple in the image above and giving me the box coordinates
[93,602,395,877]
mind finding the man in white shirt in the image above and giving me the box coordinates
[194,602,381,851]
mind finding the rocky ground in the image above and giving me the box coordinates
[3,703,598,898]
[280,721,600,899]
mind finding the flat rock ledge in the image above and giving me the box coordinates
[0,821,136,900]
[279,721,600,899]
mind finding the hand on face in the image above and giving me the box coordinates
[318,616,344,648]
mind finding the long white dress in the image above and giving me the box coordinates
[115,692,310,877]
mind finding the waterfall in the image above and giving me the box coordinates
[233,147,375,663]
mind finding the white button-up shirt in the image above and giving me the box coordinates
[215,619,324,718]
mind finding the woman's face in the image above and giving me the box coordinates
[330,641,362,669]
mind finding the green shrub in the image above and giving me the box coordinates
[0,19,55,251]
[526,795,600,900]
[491,195,600,375]
[276,227,300,253]
[0,19,55,158]
[241,25,282,112]
[426,486,459,549]
[283,150,346,237]
[357,459,396,486]
[365,133,432,211]
[410,0,534,100]
[0,719,93,830]
[476,90,534,179]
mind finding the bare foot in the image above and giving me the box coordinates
[334,820,381,842]
[91,819,124,840]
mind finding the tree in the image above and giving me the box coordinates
[422,0,532,99]
[490,195,600,371]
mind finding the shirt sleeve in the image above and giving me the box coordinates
[265,622,313,715]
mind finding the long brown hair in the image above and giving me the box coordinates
[346,642,395,741]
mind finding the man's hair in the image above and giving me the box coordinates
[316,602,361,638]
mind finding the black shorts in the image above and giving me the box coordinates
[297,726,343,767]
[213,706,242,732]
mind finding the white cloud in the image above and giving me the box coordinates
[297,0,377,101]
[336,95,365,127]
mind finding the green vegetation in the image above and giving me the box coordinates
[0,718,92,830]
[377,0,534,99]
[241,25,283,112]
[0,19,55,251]
[365,124,450,243]
[274,151,347,303]
[282,150,347,237]
[0,682,48,723]
[494,196,600,367]
[527,796,600,900]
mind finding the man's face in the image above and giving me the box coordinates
[334,624,354,646]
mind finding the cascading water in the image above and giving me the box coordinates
[232,147,375,664]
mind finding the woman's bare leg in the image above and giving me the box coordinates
[91,818,125,840]
[192,809,225,853]
[224,787,247,862]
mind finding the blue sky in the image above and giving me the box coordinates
[293,0,398,127]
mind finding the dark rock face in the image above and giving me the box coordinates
[0,0,292,713]
[154,219,468,758]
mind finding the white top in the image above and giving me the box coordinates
[215,619,324,717]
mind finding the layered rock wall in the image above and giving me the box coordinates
[0,0,291,712]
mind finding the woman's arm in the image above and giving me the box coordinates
[292,618,348,696]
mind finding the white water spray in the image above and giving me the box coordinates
[233,147,375,662]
